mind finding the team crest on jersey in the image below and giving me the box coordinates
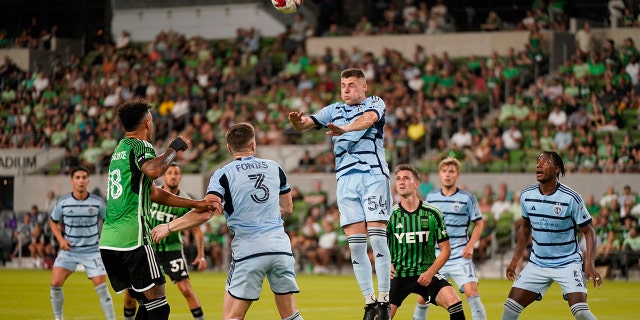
[453,202,461,212]
[89,207,94,214]
[420,219,429,228]
[553,203,562,215]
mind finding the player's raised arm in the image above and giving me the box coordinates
[141,136,190,179]
[326,110,379,136]
[151,194,222,243]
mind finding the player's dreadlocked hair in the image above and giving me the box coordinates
[538,151,565,178]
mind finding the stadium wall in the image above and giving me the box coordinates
[111,3,286,41]
[10,172,639,212]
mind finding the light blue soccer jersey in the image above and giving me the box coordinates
[310,96,389,179]
[50,193,106,253]
[206,156,292,260]
[426,188,483,265]
[520,182,592,267]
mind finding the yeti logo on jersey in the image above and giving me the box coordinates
[554,203,562,215]
[394,231,430,243]
[453,202,461,212]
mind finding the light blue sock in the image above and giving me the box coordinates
[468,294,487,320]
[413,302,429,320]
[95,283,116,320]
[348,234,375,303]
[50,286,64,320]
[368,227,391,303]
[282,310,303,320]
[502,298,523,320]
[571,302,597,320]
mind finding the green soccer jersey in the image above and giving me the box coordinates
[148,190,191,252]
[100,137,156,250]
[387,201,448,278]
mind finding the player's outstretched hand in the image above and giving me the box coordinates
[326,123,347,136]
[151,224,170,243]
[193,255,207,271]
[390,264,396,280]
[288,111,306,130]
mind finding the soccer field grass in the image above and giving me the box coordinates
[1,269,637,319]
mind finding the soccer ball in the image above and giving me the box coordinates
[272,0,302,14]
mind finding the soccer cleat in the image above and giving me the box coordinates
[362,302,378,320]
[377,302,390,320]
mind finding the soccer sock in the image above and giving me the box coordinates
[413,302,429,320]
[134,305,148,320]
[282,310,303,320]
[447,301,465,320]
[140,297,170,320]
[50,286,64,320]
[571,303,597,320]
[191,306,204,320]
[94,283,116,320]
[124,307,136,320]
[502,298,523,320]
[467,294,487,320]
[368,227,391,303]
[348,234,375,304]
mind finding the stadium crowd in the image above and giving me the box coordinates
[1,1,640,277]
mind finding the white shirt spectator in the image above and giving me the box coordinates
[502,126,522,150]
[172,98,190,119]
[548,107,567,128]
[491,198,512,220]
[116,30,131,49]
[625,60,639,85]
[450,128,473,149]
[32,75,50,95]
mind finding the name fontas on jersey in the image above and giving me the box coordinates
[235,160,268,171]
[393,231,431,244]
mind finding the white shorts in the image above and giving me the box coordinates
[440,258,479,289]
[53,250,107,279]
[512,261,587,297]
[336,172,392,227]
[226,254,300,301]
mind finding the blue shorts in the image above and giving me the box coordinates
[336,172,392,227]
[440,257,479,288]
[226,253,299,301]
[512,261,587,297]
[53,250,107,279]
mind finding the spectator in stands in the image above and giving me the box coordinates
[547,100,568,129]
[298,150,317,173]
[481,10,502,31]
[449,125,472,150]
[303,180,329,210]
[567,106,589,131]
[490,136,509,162]
[613,225,640,278]
[574,22,593,57]
[618,185,638,208]
[498,95,518,124]
[553,123,572,152]
[12,213,36,258]
[501,122,522,151]
[115,30,131,50]
[600,185,619,208]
